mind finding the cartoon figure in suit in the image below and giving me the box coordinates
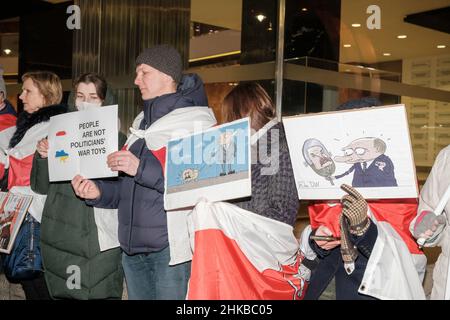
[333,137,397,188]
[218,131,236,176]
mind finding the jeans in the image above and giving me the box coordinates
[122,246,191,300]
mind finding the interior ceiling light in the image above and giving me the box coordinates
[301,8,308,12]
[397,35,407,39]
[351,23,361,27]
[3,49,11,55]
[437,45,447,49]
[256,14,266,22]
[343,44,352,48]
[383,53,392,56]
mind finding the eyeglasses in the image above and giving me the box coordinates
[343,147,368,156]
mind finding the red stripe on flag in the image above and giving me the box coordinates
[0,114,16,131]
[0,163,4,180]
[188,229,307,300]
[151,147,166,176]
[8,154,34,189]
[309,199,423,255]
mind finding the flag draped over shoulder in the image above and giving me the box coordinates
[6,122,49,189]
[187,201,308,300]
[3,121,49,222]
[0,113,16,180]
[125,106,217,265]
[309,200,426,300]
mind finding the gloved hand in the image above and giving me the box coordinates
[340,184,370,236]
[413,210,447,244]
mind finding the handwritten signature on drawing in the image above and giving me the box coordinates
[298,181,320,188]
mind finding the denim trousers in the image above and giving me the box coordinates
[122,246,191,300]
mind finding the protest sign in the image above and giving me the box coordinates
[48,105,119,181]
[283,105,418,200]
[165,118,251,210]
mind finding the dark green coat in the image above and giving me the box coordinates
[30,133,126,300]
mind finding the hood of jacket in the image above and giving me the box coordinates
[9,104,67,148]
[142,73,208,128]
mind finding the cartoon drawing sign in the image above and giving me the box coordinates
[164,118,251,210]
[48,105,119,182]
[283,105,418,200]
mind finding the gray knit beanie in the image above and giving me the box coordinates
[135,45,183,83]
[0,67,6,97]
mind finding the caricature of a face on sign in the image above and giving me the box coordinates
[302,138,336,185]
[333,137,398,188]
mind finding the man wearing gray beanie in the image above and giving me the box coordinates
[0,67,16,116]
[72,44,212,300]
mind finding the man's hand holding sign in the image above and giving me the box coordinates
[107,150,140,176]
[72,150,140,199]
[71,175,101,200]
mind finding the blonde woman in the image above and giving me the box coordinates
[4,71,67,299]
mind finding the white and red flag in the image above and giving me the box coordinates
[186,201,309,300]
[2,120,49,222]
[309,200,426,299]
[0,113,16,180]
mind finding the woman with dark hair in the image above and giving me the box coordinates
[73,73,108,109]
[222,82,299,227]
[30,73,125,300]
[187,83,309,300]
[3,71,67,299]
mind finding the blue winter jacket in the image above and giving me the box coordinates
[87,74,208,255]
[0,100,17,116]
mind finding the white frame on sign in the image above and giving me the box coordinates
[164,118,252,211]
[47,105,119,182]
[283,104,418,200]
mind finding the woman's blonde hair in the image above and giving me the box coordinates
[222,83,276,131]
[22,71,63,106]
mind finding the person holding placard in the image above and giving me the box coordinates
[223,83,299,226]
[185,83,312,300]
[71,45,215,300]
[2,71,67,299]
[305,97,426,300]
[31,73,125,300]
